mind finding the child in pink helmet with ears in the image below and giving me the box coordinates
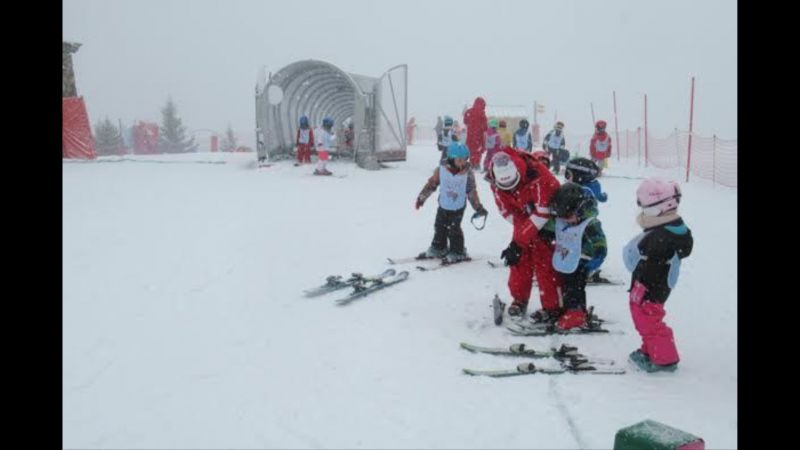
[623,178,693,372]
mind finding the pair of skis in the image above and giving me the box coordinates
[302,268,410,305]
[387,255,483,272]
[460,342,625,377]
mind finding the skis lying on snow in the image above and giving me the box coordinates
[460,342,614,365]
[463,359,626,377]
[415,256,483,272]
[303,269,396,297]
[335,271,410,306]
[387,254,446,265]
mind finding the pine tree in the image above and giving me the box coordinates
[220,124,237,152]
[158,97,197,153]
[94,117,122,156]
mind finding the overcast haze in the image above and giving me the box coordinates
[63,0,737,144]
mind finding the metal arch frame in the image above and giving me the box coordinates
[256,59,406,164]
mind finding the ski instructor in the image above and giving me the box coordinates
[463,97,488,168]
[486,147,564,322]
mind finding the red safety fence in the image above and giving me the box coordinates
[565,129,737,188]
[62,97,96,159]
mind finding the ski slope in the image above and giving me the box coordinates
[63,144,737,449]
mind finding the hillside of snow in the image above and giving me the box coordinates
[63,144,737,449]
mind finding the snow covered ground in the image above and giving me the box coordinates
[63,144,737,449]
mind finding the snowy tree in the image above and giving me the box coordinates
[94,117,122,156]
[220,124,237,152]
[158,97,197,153]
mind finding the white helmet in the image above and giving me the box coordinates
[491,153,520,190]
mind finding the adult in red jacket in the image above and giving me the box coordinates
[589,120,612,173]
[463,97,488,167]
[487,147,564,319]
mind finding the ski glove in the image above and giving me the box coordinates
[415,197,424,210]
[501,241,523,267]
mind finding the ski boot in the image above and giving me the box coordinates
[555,308,588,331]
[507,301,528,318]
[443,250,469,264]
[628,349,678,373]
[529,308,563,324]
[418,246,447,260]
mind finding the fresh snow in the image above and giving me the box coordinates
[63,144,736,449]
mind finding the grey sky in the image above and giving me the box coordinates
[63,0,736,145]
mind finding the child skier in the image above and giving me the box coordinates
[314,117,336,176]
[416,142,488,263]
[513,119,533,152]
[543,121,567,175]
[624,178,693,372]
[564,157,608,218]
[563,157,609,282]
[589,120,612,174]
[482,119,502,172]
[437,116,455,161]
[498,120,512,147]
[295,115,314,165]
[540,182,607,330]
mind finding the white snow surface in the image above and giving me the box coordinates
[63,145,737,449]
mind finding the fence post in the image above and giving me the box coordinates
[685,76,695,183]
[674,128,680,167]
[637,126,641,167]
[613,91,620,162]
[626,129,629,159]
[644,94,648,168]
[712,134,717,187]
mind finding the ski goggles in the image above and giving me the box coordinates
[638,193,681,217]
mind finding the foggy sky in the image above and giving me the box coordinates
[63,0,737,145]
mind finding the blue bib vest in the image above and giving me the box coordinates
[298,129,311,144]
[438,166,468,211]
[552,217,595,274]
[547,132,564,150]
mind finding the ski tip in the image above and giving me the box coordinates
[387,258,395,264]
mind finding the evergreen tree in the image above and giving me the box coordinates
[220,124,237,152]
[158,97,197,153]
[94,116,122,156]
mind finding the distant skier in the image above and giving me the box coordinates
[624,179,693,372]
[539,182,607,330]
[295,115,314,165]
[437,116,456,162]
[416,141,488,263]
[589,120,612,175]
[405,116,417,146]
[482,119,502,172]
[543,121,567,175]
[463,97,488,168]
[485,147,562,320]
[314,117,336,176]
[513,119,533,152]
[497,120,512,147]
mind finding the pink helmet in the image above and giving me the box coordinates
[636,178,682,216]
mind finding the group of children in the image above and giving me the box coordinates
[294,115,337,176]
[416,140,693,373]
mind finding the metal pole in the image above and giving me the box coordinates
[675,128,680,167]
[626,129,629,159]
[644,94,648,168]
[685,77,695,183]
[613,91,620,162]
[590,102,596,125]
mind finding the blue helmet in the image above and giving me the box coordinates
[322,117,334,129]
[299,115,309,127]
[447,142,469,160]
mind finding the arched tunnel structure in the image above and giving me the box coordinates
[255,60,407,168]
